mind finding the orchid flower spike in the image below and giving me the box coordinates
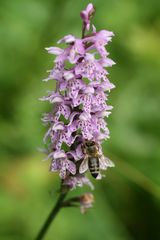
[41,3,115,191]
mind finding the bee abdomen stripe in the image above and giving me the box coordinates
[90,167,99,170]
[90,169,99,172]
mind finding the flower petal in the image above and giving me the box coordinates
[58,34,76,44]
[66,160,76,175]
[45,47,63,55]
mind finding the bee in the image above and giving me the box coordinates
[79,140,114,179]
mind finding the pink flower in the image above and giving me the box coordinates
[84,30,114,57]
[80,3,95,31]
[41,3,115,190]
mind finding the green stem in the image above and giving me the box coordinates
[35,190,68,240]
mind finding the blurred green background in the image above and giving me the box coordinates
[0,0,160,239]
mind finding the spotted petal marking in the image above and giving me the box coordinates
[66,160,76,175]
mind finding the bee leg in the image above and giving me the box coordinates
[94,142,102,157]
[96,173,106,180]
[96,173,102,180]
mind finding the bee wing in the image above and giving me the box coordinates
[79,157,88,174]
[100,155,115,170]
